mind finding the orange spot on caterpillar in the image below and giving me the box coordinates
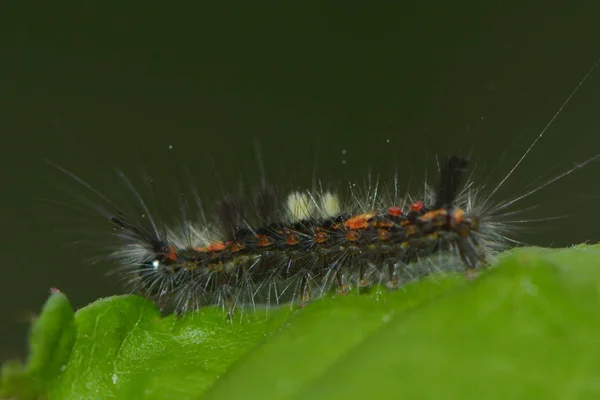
[256,234,274,247]
[450,208,474,237]
[344,213,375,230]
[207,242,227,252]
[373,220,394,229]
[451,208,465,224]
[286,232,300,246]
[420,209,448,227]
[421,209,447,220]
[314,231,329,244]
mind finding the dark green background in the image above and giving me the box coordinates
[2,2,600,361]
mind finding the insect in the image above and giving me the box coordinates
[53,57,600,316]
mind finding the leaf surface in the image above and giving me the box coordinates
[2,246,600,400]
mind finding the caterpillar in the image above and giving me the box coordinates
[54,59,600,316]
[112,155,481,313]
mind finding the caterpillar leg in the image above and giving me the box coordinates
[357,260,372,288]
[385,261,401,289]
[456,237,487,279]
[297,275,312,307]
[335,269,351,295]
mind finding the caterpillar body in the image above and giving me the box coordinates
[109,155,486,313]
[55,58,600,315]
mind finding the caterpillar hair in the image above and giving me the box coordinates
[51,57,600,315]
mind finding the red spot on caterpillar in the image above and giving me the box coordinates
[388,206,403,217]
[166,246,178,261]
[410,201,424,212]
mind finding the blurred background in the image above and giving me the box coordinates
[1,2,600,361]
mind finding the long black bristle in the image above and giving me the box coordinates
[434,156,469,209]
[215,193,246,238]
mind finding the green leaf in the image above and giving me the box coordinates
[0,289,75,400]
[2,245,600,400]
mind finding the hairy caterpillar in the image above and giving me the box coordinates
[53,59,600,316]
